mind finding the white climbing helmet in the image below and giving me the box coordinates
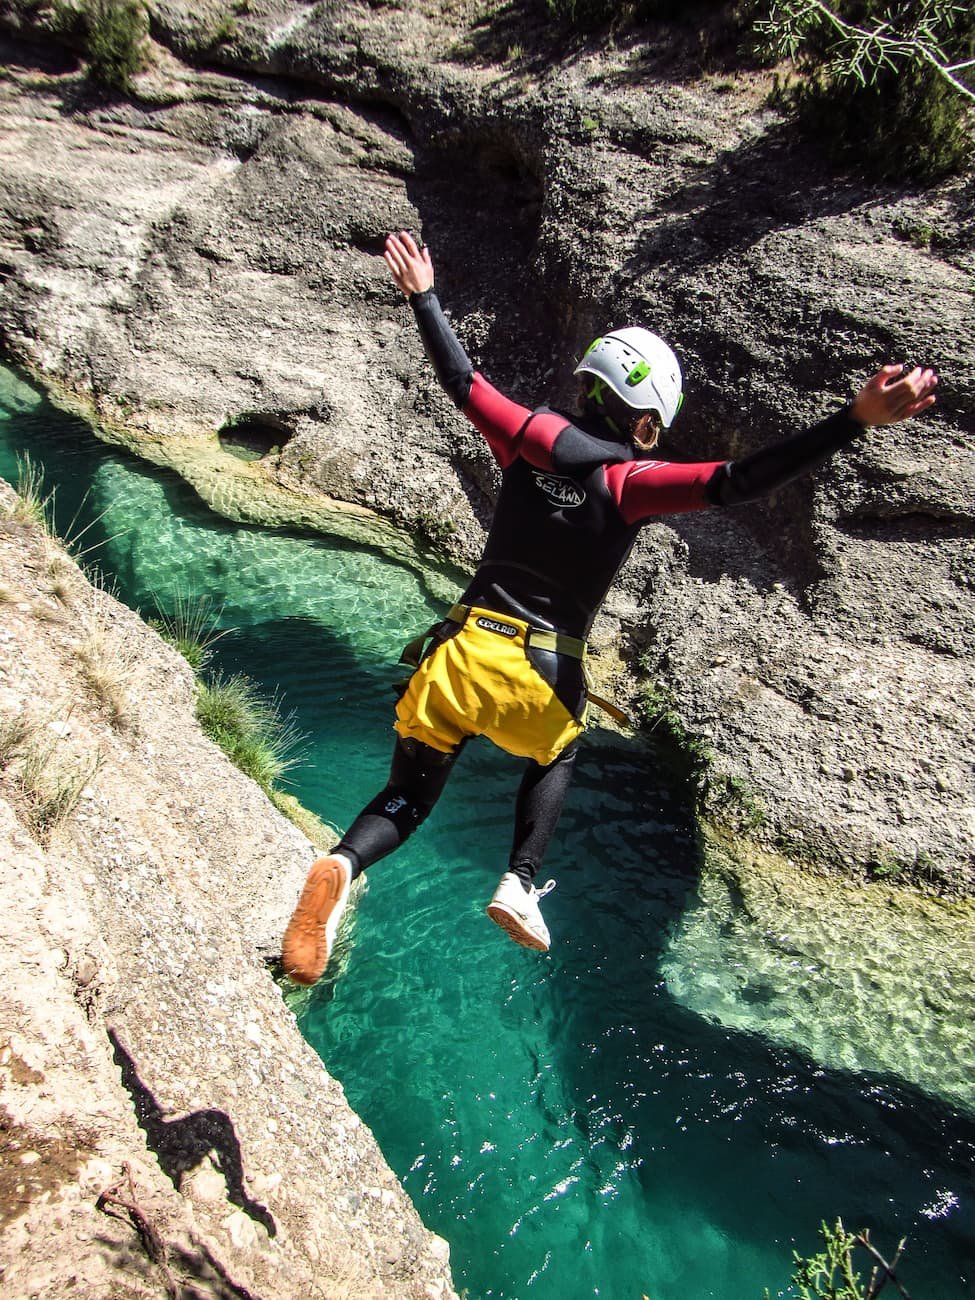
[574,327,684,428]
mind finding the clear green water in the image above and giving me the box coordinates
[2,365,973,1299]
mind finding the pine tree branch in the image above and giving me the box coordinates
[757,0,975,104]
[856,1230,913,1299]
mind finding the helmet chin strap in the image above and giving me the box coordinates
[587,377,608,405]
[586,376,648,442]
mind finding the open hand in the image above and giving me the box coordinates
[851,364,938,427]
[384,230,434,297]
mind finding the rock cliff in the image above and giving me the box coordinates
[0,7,972,875]
[0,477,457,1298]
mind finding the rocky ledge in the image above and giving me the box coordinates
[0,2,972,892]
[0,477,457,1299]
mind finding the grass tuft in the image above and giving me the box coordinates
[148,593,228,673]
[76,585,134,729]
[1,454,54,531]
[196,672,305,794]
[0,710,31,770]
[5,708,104,841]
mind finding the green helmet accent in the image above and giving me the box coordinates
[574,327,684,428]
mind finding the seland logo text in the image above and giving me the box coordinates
[532,472,585,508]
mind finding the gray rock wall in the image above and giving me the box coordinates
[0,2,972,886]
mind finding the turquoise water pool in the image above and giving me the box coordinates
[2,365,972,1299]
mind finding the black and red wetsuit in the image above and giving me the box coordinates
[459,375,725,639]
[334,290,865,884]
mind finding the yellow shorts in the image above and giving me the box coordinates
[394,606,586,766]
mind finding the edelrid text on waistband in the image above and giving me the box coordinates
[475,615,519,638]
[399,604,587,665]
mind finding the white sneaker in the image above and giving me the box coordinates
[486,873,557,952]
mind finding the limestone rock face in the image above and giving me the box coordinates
[0,3,972,884]
[0,481,458,1299]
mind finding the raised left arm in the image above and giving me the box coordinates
[708,363,938,507]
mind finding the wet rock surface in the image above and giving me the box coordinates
[0,3,972,892]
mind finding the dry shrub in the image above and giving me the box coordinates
[1,705,103,841]
[76,584,136,730]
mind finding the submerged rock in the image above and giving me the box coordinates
[662,836,975,1114]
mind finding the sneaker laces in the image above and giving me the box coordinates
[533,879,556,899]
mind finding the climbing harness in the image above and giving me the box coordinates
[398,604,633,732]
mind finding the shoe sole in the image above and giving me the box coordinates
[281,856,350,985]
[486,901,549,952]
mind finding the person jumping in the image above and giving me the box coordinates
[281,230,937,985]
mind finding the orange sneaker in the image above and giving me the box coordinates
[281,854,353,985]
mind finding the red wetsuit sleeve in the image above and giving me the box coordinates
[606,458,728,524]
[462,372,536,469]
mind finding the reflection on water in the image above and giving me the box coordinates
[2,362,973,1299]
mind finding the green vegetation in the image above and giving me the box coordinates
[710,770,767,831]
[867,844,950,888]
[196,671,305,795]
[756,0,974,103]
[211,12,238,45]
[415,511,457,548]
[756,0,974,180]
[79,0,148,93]
[4,453,52,531]
[868,847,904,880]
[0,473,314,840]
[765,1218,911,1299]
[151,596,322,834]
[148,593,228,674]
[543,0,727,29]
[636,677,714,790]
[540,0,973,180]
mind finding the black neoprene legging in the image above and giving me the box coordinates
[334,735,579,886]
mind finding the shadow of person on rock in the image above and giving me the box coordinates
[108,1029,276,1239]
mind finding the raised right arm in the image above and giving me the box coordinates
[384,231,531,467]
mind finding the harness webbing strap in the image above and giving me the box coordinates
[399,630,432,670]
[525,627,587,659]
[582,691,633,729]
